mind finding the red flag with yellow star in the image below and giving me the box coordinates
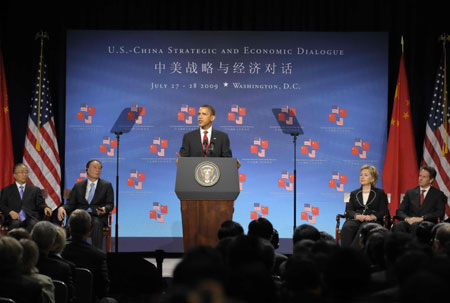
[382,53,419,216]
[0,50,15,188]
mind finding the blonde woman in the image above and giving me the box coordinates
[340,165,388,247]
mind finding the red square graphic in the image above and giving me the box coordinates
[339,108,347,117]
[127,112,135,120]
[328,113,336,122]
[228,112,236,121]
[77,112,84,120]
[88,107,95,115]
[161,139,168,148]
[329,179,337,188]
[239,107,246,116]
[150,145,157,153]
[177,112,185,121]
[250,145,258,154]
[261,140,268,149]
[300,146,308,154]
[352,146,359,155]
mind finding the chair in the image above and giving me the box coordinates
[336,203,390,243]
[0,298,16,303]
[62,189,113,252]
[53,280,68,303]
[74,267,93,303]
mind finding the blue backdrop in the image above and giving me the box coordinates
[65,31,388,252]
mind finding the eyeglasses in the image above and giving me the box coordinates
[14,171,29,175]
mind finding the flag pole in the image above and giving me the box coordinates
[439,34,448,155]
[34,31,49,152]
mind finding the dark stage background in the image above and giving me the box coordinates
[1,0,449,232]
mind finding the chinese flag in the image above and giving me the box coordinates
[150,145,157,153]
[312,207,319,216]
[329,180,336,188]
[362,141,370,150]
[250,211,258,220]
[278,113,286,122]
[261,140,269,149]
[77,112,84,120]
[239,174,246,182]
[278,179,286,188]
[328,113,336,122]
[110,139,118,148]
[288,108,296,116]
[127,178,134,186]
[261,206,269,215]
[301,212,308,220]
[339,108,347,117]
[312,141,319,150]
[160,205,168,214]
[76,178,84,183]
[127,112,135,120]
[138,173,146,181]
[382,53,418,216]
[177,112,185,121]
[188,107,196,116]
[289,174,295,183]
[339,175,347,184]
[149,211,157,219]
[250,145,258,154]
[351,146,359,155]
[88,106,95,115]
[161,139,168,148]
[228,112,235,121]
[99,145,107,153]
[138,107,146,115]
[239,107,246,116]
[300,146,308,154]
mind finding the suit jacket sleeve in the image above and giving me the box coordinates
[346,191,358,219]
[0,187,10,214]
[423,189,446,221]
[179,132,191,157]
[396,191,411,220]
[374,189,388,220]
[63,183,82,214]
[220,132,232,157]
[103,181,114,213]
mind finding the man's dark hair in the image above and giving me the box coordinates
[86,159,102,169]
[248,217,273,240]
[200,104,215,116]
[68,209,92,237]
[13,163,27,173]
[293,224,320,244]
[421,166,437,180]
[217,220,244,240]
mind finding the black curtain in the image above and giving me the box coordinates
[1,0,449,187]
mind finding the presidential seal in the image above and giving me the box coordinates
[194,161,220,187]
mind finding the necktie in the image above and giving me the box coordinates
[19,185,26,221]
[419,189,426,207]
[87,183,95,204]
[19,185,24,199]
[203,131,209,157]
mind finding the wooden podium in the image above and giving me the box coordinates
[175,157,240,251]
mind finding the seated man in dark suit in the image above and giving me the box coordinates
[57,159,114,249]
[62,209,111,302]
[392,166,447,234]
[0,163,52,232]
[178,104,233,158]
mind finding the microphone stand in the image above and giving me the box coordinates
[114,131,122,252]
[291,132,299,233]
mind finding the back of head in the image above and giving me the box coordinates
[384,232,413,267]
[416,220,435,245]
[248,217,273,240]
[68,209,91,237]
[31,221,57,252]
[217,220,244,240]
[19,238,40,275]
[228,235,275,272]
[293,224,320,244]
[51,226,67,254]
[434,223,450,254]
[7,227,31,241]
[0,236,23,274]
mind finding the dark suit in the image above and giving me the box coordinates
[0,183,46,231]
[393,186,446,233]
[0,273,43,303]
[63,179,114,249]
[62,237,110,300]
[179,128,232,157]
[341,187,388,247]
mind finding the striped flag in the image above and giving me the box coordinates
[23,46,61,210]
[422,45,450,217]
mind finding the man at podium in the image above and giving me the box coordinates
[178,104,232,158]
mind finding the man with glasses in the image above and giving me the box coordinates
[0,163,52,231]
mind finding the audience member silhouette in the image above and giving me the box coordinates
[293,224,320,244]
[217,220,244,240]
[31,221,75,302]
[0,236,43,303]
[19,238,55,303]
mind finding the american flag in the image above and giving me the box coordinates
[422,51,450,217]
[23,55,61,210]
